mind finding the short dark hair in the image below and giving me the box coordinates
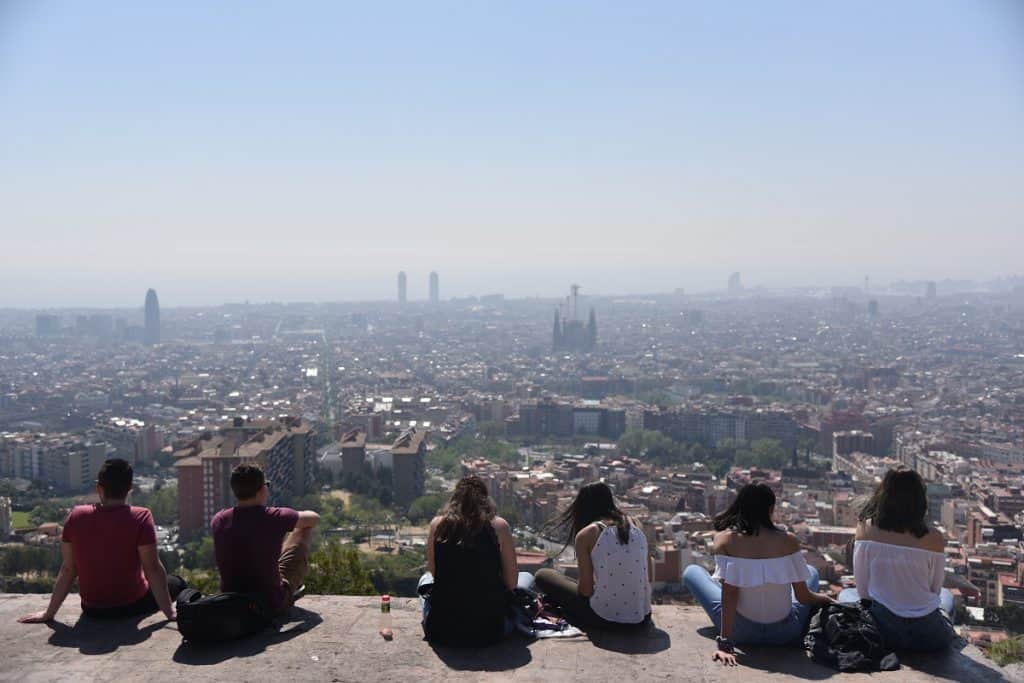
[713,481,777,535]
[230,464,266,501]
[98,458,133,500]
[859,468,929,538]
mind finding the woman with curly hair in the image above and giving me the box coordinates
[419,476,530,646]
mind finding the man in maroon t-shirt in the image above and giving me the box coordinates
[18,459,184,624]
[212,464,319,615]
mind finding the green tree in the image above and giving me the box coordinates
[430,434,520,468]
[617,429,646,457]
[477,421,505,440]
[134,484,178,526]
[407,494,445,525]
[985,604,1024,634]
[364,548,426,597]
[305,542,376,595]
[182,536,217,571]
[735,439,788,470]
[294,493,326,514]
[426,447,462,475]
[180,568,221,594]
[28,501,69,526]
[616,429,689,465]
[689,443,708,462]
[339,463,393,507]
[0,545,62,574]
[988,636,1024,667]
[319,496,347,529]
[1,575,57,593]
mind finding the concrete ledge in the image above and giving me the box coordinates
[0,594,1018,682]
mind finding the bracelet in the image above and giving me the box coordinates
[716,636,735,653]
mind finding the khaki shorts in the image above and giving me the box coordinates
[279,534,310,608]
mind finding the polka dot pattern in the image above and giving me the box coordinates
[588,524,651,624]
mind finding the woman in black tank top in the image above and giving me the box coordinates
[420,476,525,647]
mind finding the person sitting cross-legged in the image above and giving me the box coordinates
[419,476,534,647]
[18,458,184,624]
[683,481,834,667]
[211,464,319,616]
[534,482,653,631]
[837,468,955,651]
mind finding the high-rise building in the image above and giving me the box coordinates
[0,432,109,491]
[727,272,742,293]
[340,428,367,475]
[391,427,427,508]
[397,271,407,305]
[507,398,625,440]
[926,281,937,299]
[0,496,10,536]
[35,314,60,337]
[144,288,160,346]
[429,271,439,304]
[587,307,598,350]
[175,417,316,539]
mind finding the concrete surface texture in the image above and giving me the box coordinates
[0,594,1019,682]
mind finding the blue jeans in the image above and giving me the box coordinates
[418,571,536,636]
[683,564,820,646]
[838,587,954,651]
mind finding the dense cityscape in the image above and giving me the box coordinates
[4,273,1024,655]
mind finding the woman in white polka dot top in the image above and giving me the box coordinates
[535,482,652,630]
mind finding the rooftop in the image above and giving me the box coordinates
[2,594,1018,682]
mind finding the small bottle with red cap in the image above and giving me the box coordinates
[379,594,393,640]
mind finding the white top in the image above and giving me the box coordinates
[854,539,945,618]
[713,551,811,624]
[589,523,652,623]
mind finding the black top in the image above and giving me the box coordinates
[424,523,508,647]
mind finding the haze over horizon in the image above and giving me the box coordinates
[2,1,1022,307]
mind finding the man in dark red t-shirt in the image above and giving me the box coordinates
[212,464,319,615]
[18,459,185,624]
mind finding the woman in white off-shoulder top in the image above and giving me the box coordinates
[838,468,955,651]
[683,482,834,667]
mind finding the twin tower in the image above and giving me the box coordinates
[397,271,439,305]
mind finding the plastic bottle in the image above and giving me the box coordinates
[379,594,393,640]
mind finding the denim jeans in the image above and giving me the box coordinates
[418,571,535,636]
[683,564,820,646]
[837,587,954,651]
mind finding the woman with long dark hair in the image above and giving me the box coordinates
[837,468,954,650]
[534,482,652,630]
[683,482,833,666]
[419,476,531,647]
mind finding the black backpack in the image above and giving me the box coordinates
[805,602,900,673]
[176,588,271,643]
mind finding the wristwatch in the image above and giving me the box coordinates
[716,636,735,653]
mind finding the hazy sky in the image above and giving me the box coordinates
[2,1,1022,307]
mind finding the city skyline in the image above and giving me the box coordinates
[4,270,1024,312]
[4,0,1024,672]
[2,2,1022,307]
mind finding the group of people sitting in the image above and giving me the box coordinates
[417,466,954,665]
[683,468,954,665]
[19,457,954,669]
[17,459,320,625]
[419,476,654,646]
